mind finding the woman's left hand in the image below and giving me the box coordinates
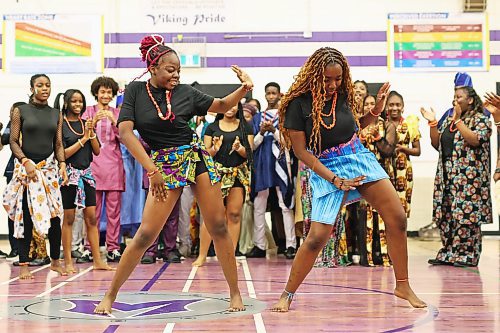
[59,165,68,186]
[373,82,391,115]
[231,65,253,92]
[452,102,462,121]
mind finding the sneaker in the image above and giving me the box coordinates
[245,246,266,258]
[29,257,50,266]
[163,250,181,263]
[141,254,156,264]
[76,250,93,264]
[71,250,83,258]
[284,247,296,260]
[0,250,7,259]
[7,249,18,261]
[106,249,122,263]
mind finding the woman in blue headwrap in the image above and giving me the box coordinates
[421,86,492,267]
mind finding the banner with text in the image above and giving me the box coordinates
[387,13,489,72]
[2,14,103,73]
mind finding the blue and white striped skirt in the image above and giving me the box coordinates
[309,135,388,225]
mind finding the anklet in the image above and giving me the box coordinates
[396,278,409,282]
[283,289,295,302]
[18,262,29,266]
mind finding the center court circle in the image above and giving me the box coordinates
[5,292,267,324]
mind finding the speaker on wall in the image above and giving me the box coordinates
[463,0,487,12]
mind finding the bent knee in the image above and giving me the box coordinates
[207,218,228,238]
[135,230,156,249]
[305,236,326,253]
[226,211,241,224]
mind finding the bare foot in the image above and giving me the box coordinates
[192,256,206,267]
[64,264,77,274]
[19,266,34,280]
[228,292,245,312]
[394,282,427,308]
[51,260,68,276]
[93,261,115,271]
[94,293,116,315]
[270,291,293,312]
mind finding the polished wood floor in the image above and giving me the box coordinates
[0,238,498,332]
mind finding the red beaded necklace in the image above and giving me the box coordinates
[319,92,337,130]
[146,80,175,121]
[64,116,84,136]
[449,119,460,132]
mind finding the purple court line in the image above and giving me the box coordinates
[101,262,169,332]
[141,262,170,292]
[102,325,120,333]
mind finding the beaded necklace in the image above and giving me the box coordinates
[319,92,338,130]
[64,116,84,136]
[146,80,175,121]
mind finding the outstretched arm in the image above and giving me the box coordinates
[207,66,254,114]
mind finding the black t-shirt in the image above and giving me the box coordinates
[62,119,95,169]
[19,103,60,160]
[205,120,253,167]
[118,81,214,150]
[284,92,356,152]
[440,124,455,159]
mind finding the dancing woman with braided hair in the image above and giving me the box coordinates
[271,47,426,312]
[94,35,252,314]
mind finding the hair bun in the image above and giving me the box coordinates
[139,35,164,61]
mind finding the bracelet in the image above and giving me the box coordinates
[495,168,500,173]
[242,84,253,92]
[428,120,438,127]
[331,175,337,184]
[22,158,31,166]
[147,168,160,178]
[495,121,500,127]
[369,109,381,117]
[372,134,382,141]
[454,119,463,126]
[77,139,84,148]
[89,134,97,140]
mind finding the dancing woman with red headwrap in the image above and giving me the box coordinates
[94,35,252,314]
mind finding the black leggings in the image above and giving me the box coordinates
[18,190,61,264]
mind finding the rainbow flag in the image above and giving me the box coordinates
[15,22,91,57]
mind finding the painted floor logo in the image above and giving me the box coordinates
[5,292,267,323]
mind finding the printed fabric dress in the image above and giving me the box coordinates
[358,118,391,266]
[386,115,421,217]
[432,113,492,266]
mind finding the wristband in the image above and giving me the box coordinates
[427,120,438,127]
[147,168,160,178]
[369,109,381,117]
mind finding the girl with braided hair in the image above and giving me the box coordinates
[193,102,254,267]
[271,47,426,312]
[95,34,252,314]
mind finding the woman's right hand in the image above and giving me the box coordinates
[149,172,167,202]
[333,175,366,191]
[24,160,38,182]
[419,107,436,122]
